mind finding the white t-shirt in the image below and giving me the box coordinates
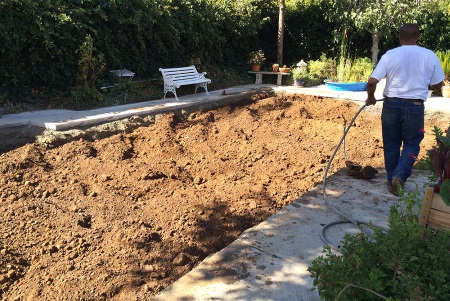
[370,45,445,101]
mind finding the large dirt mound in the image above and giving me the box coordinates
[1,93,448,300]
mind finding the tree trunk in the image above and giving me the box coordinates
[370,31,382,64]
[277,0,285,66]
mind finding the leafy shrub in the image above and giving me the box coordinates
[436,51,450,85]
[333,57,373,82]
[70,34,105,106]
[347,57,374,82]
[421,126,450,205]
[308,189,450,300]
[305,54,337,83]
[302,55,373,84]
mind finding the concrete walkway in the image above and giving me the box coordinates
[1,83,448,300]
[151,169,429,301]
[1,83,449,130]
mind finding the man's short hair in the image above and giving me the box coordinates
[399,24,420,40]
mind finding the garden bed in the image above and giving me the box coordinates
[1,93,449,300]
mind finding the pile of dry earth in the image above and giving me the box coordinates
[1,93,449,300]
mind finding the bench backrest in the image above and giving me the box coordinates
[159,66,202,83]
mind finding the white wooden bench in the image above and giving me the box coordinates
[159,66,211,100]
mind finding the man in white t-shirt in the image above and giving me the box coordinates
[365,23,445,196]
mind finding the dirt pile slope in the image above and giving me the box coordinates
[1,93,448,300]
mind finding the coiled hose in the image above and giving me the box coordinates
[321,101,385,251]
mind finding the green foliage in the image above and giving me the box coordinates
[248,50,266,65]
[70,34,105,106]
[304,55,373,83]
[306,54,337,83]
[436,51,450,84]
[308,189,450,300]
[350,0,427,39]
[290,64,322,87]
[334,57,373,82]
[421,126,450,205]
[0,0,448,106]
[0,0,266,101]
[346,57,374,82]
[75,34,105,87]
[290,66,307,80]
[420,1,450,52]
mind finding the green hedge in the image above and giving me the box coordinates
[0,0,449,104]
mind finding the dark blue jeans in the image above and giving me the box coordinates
[382,98,424,185]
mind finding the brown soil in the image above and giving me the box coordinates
[1,93,448,301]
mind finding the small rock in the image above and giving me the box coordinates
[142,264,155,272]
[49,245,58,254]
[101,174,112,181]
[7,270,17,281]
[7,194,18,202]
[193,177,204,185]
[17,257,28,266]
[172,253,190,266]
[77,214,92,228]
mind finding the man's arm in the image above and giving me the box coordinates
[365,77,379,106]
[429,81,444,91]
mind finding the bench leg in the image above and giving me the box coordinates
[164,86,179,101]
[277,74,283,86]
[195,83,210,95]
[255,74,262,85]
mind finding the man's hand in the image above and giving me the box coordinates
[366,77,379,106]
[365,97,377,106]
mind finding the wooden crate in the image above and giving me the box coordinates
[419,187,450,235]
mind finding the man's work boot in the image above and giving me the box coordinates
[390,177,405,196]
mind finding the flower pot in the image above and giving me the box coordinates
[279,67,290,73]
[442,86,450,98]
[251,65,261,72]
[272,66,279,72]
[294,79,304,87]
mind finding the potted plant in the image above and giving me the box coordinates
[436,51,450,98]
[291,60,308,86]
[423,125,450,205]
[248,50,266,71]
[272,63,279,72]
[441,77,450,98]
[279,65,290,73]
[443,78,450,98]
